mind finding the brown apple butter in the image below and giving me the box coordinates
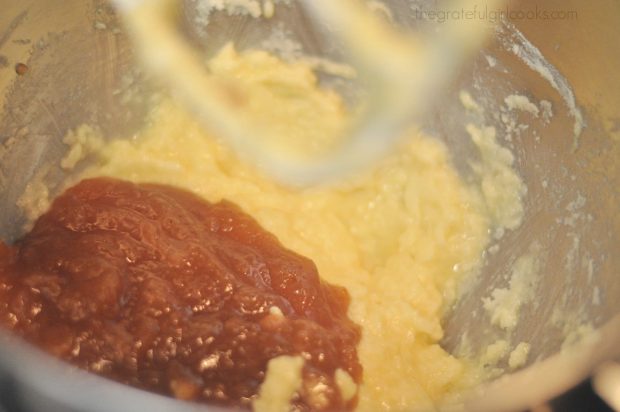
[0,177,361,410]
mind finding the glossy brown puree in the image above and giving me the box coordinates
[0,178,361,410]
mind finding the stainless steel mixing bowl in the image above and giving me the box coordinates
[0,0,618,410]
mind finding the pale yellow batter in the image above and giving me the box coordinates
[60,46,525,411]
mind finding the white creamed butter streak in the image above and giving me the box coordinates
[60,46,527,410]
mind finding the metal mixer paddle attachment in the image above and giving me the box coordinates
[112,0,505,186]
